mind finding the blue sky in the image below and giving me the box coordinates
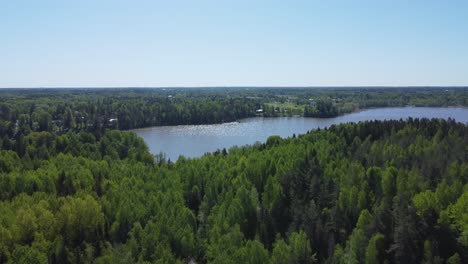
[1,0,467,87]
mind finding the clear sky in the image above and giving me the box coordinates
[1,0,467,87]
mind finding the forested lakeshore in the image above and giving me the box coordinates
[0,118,467,263]
[0,87,467,135]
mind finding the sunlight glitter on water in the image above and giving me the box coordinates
[133,107,468,160]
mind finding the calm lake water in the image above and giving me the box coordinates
[133,107,468,161]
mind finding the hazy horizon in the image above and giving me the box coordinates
[1,86,468,90]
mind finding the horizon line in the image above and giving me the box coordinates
[1,85,468,89]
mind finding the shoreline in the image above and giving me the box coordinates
[130,105,468,132]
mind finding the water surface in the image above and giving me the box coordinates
[133,107,468,160]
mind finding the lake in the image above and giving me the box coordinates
[132,107,468,161]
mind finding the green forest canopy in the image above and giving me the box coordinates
[0,117,467,263]
[0,87,467,134]
[1,88,467,263]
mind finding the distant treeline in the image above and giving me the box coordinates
[0,87,467,137]
[0,118,466,263]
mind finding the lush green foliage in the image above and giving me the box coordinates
[1,87,467,136]
[0,117,466,263]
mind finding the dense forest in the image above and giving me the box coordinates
[0,87,467,134]
[0,116,466,263]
